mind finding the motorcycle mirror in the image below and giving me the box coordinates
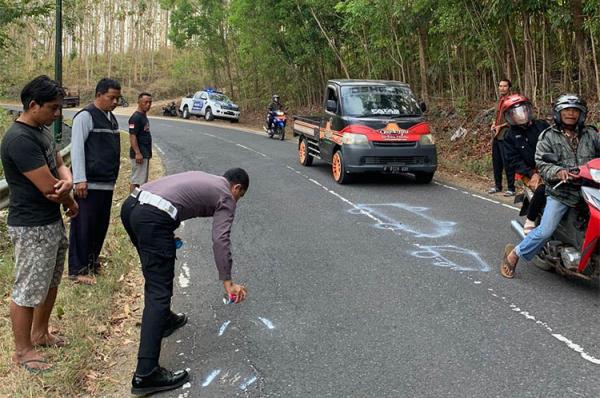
[326,100,337,113]
[542,153,559,164]
[420,101,427,113]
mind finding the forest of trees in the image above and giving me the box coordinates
[3,0,600,112]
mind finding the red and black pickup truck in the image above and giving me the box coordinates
[293,79,437,184]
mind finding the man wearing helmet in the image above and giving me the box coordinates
[502,94,550,234]
[266,94,285,133]
[488,79,516,196]
[501,94,600,278]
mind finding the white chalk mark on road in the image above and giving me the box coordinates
[258,317,275,329]
[218,320,231,336]
[239,375,258,390]
[201,369,222,387]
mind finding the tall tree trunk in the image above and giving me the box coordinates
[571,0,589,95]
[417,26,429,102]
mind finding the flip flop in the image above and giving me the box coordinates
[500,244,517,279]
[18,359,53,374]
[34,335,67,348]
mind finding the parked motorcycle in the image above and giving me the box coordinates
[162,102,178,117]
[511,154,600,281]
[264,111,286,140]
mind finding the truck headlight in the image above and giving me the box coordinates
[419,134,435,145]
[342,133,369,146]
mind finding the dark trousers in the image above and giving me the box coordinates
[120,196,180,374]
[492,138,515,191]
[68,189,114,276]
[527,184,547,221]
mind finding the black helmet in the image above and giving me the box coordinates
[553,94,587,131]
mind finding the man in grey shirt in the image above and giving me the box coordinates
[69,78,121,284]
[120,168,249,396]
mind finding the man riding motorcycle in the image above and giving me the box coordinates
[502,94,550,234]
[266,94,285,133]
[500,94,600,278]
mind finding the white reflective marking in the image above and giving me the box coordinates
[218,320,231,336]
[443,184,458,191]
[309,178,323,187]
[471,194,500,204]
[155,144,165,155]
[202,369,221,387]
[239,375,258,390]
[502,203,520,211]
[552,334,600,365]
[258,317,275,329]
[473,281,482,284]
[236,143,268,157]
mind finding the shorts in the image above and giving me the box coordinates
[7,220,68,307]
[131,158,150,185]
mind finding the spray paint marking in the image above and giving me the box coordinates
[239,375,258,390]
[218,320,231,336]
[348,203,455,239]
[178,264,190,288]
[409,244,490,272]
[258,317,275,329]
[201,369,222,387]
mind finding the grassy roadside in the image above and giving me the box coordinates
[0,133,163,396]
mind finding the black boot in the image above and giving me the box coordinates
[162,312,188,338]
[131,366,189,396]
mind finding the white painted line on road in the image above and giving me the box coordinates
[201,369,222,387]
[258,317,275,329]
[218,320,231,336]
[443,184,458,191]
[552,334,600,365]
[239,375,258,390]
[471,194,500,204]
[235,143,268,158]
[155,144,165,155]
[502,203,520,211]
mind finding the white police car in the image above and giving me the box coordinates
[179,89,241,123]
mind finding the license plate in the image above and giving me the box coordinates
[384,166,408,173]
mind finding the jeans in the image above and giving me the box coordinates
[515,196,570,261]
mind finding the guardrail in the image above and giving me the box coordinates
[0,144,71,211]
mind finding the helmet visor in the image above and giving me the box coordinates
[505,103,533,126]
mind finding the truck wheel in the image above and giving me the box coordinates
[414,172,434,184]
[182,106,190,119]
[205,107,214,121]
[298,138,313,167]
[332,150,351,184]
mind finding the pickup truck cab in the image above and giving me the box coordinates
[179,89,240,123]
[293,79,437,184]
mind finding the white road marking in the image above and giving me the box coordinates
[218,320,231,336]
[258,317,275,329]
[502,203,521,211]
[154,144,165,155]
[178,264,190,288]
[202,369,222,387]
[239,375,258,390]
[471,194,500,204]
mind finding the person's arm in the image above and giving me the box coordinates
[504,133,534,177]
[129,114,144,164]
[71,111,93,198]
[535,133,563,183]
[46,151,73,203]
[212,199,247,303]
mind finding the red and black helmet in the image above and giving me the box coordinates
[503,94,533,127]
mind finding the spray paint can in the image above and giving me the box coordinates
[223,293,237,304]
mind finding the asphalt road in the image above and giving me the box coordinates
[5,106,600,397]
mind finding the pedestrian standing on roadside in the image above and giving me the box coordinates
[120,169,249,396]
[488,78,516,197]
[1,75,79,373]
[129,93,153,192]
[68,78,121,285]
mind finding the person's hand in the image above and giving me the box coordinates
[135,152,143,164]
[64,200,79,219]
[528,173,541,190]
[223,280,248,303]
[51,179,73,201]
[75,182,88,199]
[556,169,569,182]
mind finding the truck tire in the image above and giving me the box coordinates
[332,149,351,184]
[298,138,313,166]
[414,171,434,184]
[205,107,214,121]
[182,106,190,119]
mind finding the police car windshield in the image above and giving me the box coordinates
[341,86,422,117]
[209,93,230,102]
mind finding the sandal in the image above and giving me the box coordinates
[18,358,53,374]
[33,335,67,348]
[500,244,517,279]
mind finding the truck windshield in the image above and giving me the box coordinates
[209,93,231,102]
[340,86,422,117]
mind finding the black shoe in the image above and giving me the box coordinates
[131,366,189,396]
[162,312,188,338]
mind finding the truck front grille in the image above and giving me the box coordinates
[372,141,417,147]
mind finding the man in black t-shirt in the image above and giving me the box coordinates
[128,92,153,192]
[0,76,78,373]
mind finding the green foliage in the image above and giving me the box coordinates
[0,108,10,177]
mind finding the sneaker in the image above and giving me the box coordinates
[503,190,515,197]
[487,187,501,194]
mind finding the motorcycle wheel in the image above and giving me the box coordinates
[279,127,285,141]
[532,253,554,272]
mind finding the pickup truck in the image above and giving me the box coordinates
[179,89,240,123]
[293,79,437,184]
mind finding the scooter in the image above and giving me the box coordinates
[511,154,600,281]
[264,111,286,140]
[162,102,178,117]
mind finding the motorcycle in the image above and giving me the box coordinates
[264,111,286,140]
[511,154,600,281]
[162,102,178,117]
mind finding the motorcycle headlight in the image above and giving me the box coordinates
[582,187,600,210]
[419,134,435,145]
[591,168,600,183]
[342,133,369,146]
